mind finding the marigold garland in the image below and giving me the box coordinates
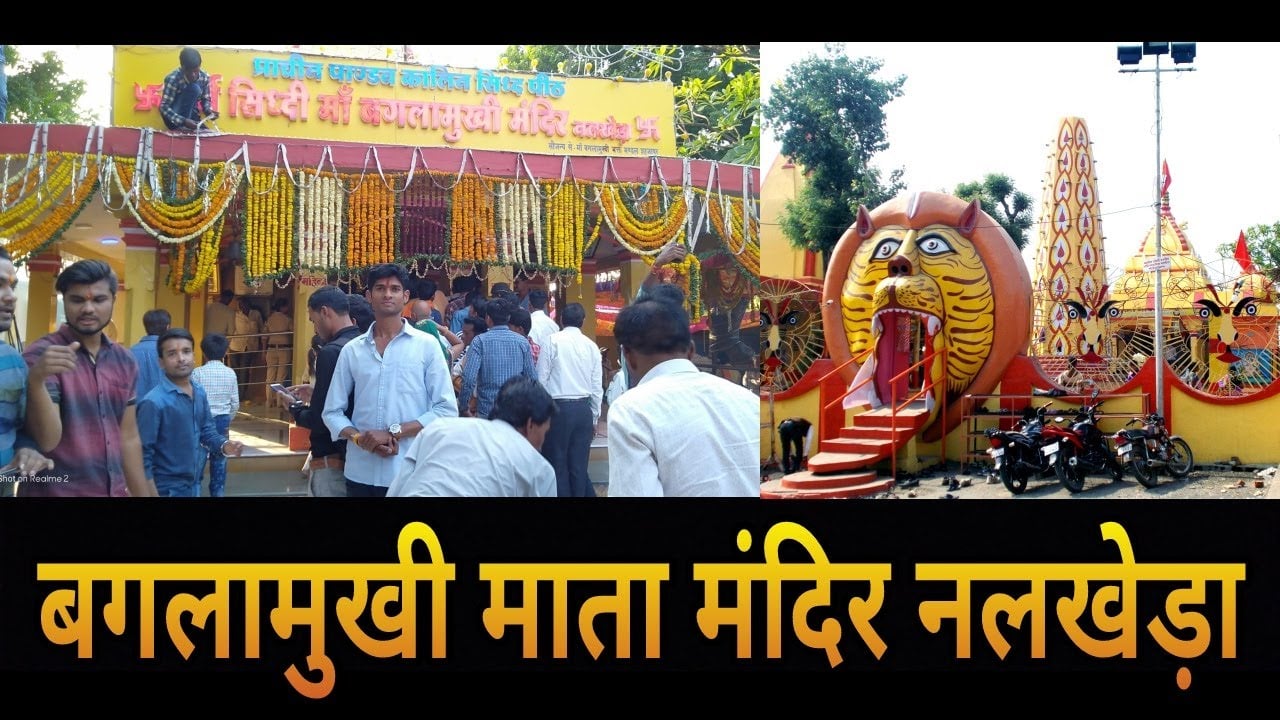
[0,150,755,311]
[641,235,702,320]
[109,158,243,244]
[448,175,498,264]
[244,168,296,280]
[2,161,100,263]
[704,193,760,280]
[598,183,687,255]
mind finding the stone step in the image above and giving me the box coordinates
[761,475,893,499]
[820,436,894,457]
[778,469,880,491]
[805,450,881,474]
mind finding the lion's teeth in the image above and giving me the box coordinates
[927,316,941,335]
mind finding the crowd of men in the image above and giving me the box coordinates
[1,252,761,498]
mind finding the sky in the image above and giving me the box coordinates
[761,42,1280,287]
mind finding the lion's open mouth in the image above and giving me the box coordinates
[870,307,942,411]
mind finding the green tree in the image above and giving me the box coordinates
[1216,223,1280,282]
[2,46,95,124]
[762,44,905,259]
[953,174,1035,250]
[496,45,759,164]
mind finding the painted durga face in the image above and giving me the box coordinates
[823,193,1031,442]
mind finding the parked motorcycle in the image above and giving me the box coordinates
[1113,413,1194,487]
[984,403,1056,495]
[1050,388,1126,493]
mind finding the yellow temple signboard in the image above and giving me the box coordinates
[111,46,677,157]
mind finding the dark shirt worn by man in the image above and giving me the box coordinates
[20,325,139,497]
[137,376,225,491]
[290,324,362,460]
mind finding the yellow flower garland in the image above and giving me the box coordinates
[704,193,760,278]
[2,158,99,262]
[110,158,243,244]
[0,154,76,231]
[598,183,687,255]
[641,234,702,320]
[244,169,296,279]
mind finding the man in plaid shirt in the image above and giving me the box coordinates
[191,332,239,497]
[459,298,536,419]
[160,47,217,131]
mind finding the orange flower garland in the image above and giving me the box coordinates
[344,174,397,268]
[448,175,498,264]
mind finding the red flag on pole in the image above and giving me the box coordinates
[1160,160,1171,198]
[1234,231,1255,275]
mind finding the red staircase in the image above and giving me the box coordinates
[761,402,930,499]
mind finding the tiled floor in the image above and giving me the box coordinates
[215,411,612,497]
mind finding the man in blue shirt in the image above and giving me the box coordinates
[459,298,536,419]
[130,308,170,401]
[0,247,55,496]
[138,328,243,497]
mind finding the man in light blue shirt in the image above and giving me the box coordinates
[459,298,536,419]
[131,309,170,401]
[323,264,458,497]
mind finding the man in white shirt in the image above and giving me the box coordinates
[387,376,557,497]
[536,302,603,497]
[527,288,559,352]
[323,264,458,497]
[607,296,760,497]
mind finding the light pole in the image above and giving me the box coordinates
[1117,42,1196,419]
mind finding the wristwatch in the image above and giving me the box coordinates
[388,423,402,440]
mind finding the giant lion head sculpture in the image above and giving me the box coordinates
[822,192,1032,442]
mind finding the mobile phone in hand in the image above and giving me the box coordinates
[270,383,299,404]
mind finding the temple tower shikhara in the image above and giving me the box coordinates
[1030,117,1111,357]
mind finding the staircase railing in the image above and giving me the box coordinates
[820,346,875,414]
[888,347,948,480]
[816,344,950,481]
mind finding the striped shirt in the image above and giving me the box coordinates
[191,360,239,417]
[21,325,139,497]
[459,326,536,419]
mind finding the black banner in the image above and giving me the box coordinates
[2,499,1277,704]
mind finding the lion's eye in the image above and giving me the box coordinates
[781,311,799,326]
[872,239,901,260]
[1198,307,1211,319]
[1244,302,1258,316]
[760,312,772,328]
[1106,307,1121,319]
[1066,307,1080,320]
[917,235,954,256]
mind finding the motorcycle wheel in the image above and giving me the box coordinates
[1054,448,1086,493]
[999,463,1026,495]
[1166,438,1194,478]
[1132,448,1159,488]
[1108,458,1126,482]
